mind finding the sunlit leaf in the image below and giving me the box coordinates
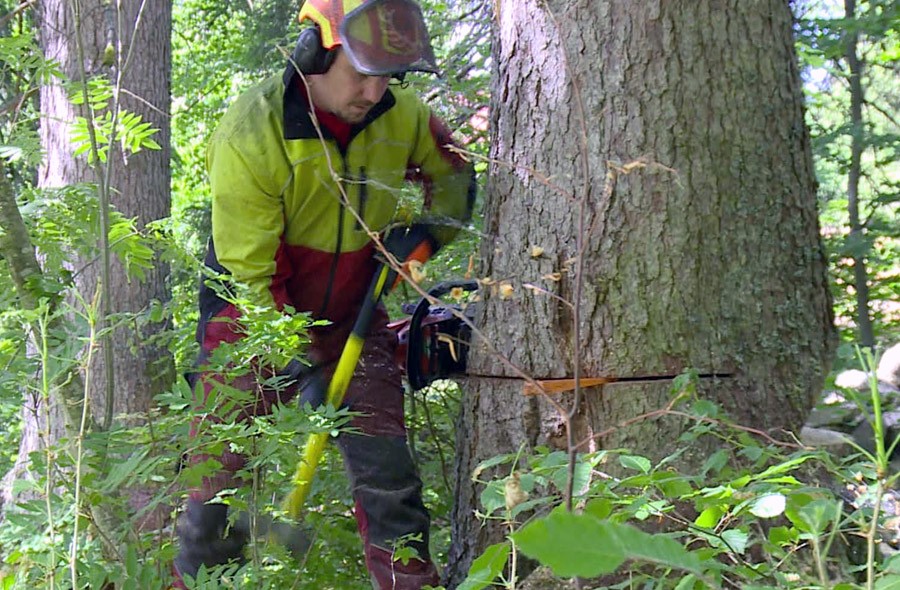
[749,493,786,518]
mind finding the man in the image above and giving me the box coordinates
[173,0,475,587]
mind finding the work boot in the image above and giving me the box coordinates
[173,499,248,585]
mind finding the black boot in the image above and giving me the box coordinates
[174,499,248,582]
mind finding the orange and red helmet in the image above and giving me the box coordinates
[298,0,439,76]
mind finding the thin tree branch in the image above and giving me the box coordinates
[0,0,34,30]
[0,168,95,431]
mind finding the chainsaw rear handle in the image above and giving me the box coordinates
[406,279,478,391]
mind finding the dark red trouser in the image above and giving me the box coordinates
[175,310,439,589]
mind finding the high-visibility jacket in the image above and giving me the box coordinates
[196,73,475,350]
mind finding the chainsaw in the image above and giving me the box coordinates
[389,279,479,391]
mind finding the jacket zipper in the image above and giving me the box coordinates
[319,150,369,317]
[317,147,348,318]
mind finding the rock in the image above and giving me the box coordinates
[836,369,871,391]
[879,344,900,388]
[834,368,900,398]
[805,393,859,430]
[800,426,853,448]
[851,411,900,465]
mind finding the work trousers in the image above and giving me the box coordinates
[179,308,439,589]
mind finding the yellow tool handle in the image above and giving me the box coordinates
[284,334,364,517]
[284,264,392,519]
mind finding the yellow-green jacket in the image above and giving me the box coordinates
[197,74,475,351]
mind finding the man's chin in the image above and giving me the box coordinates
[340,106,371,124]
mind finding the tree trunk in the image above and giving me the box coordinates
[843,0,874,349]
[2,0,171,507]
[446,1,835,585]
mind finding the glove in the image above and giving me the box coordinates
[383,224,439,287]
[281,359,328,408]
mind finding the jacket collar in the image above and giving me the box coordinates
[282,68,397,142]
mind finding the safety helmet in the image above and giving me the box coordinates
[297,0,439,76]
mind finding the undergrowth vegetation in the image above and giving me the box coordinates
[1,349,899,589]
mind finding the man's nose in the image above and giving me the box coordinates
[361,76,390,104]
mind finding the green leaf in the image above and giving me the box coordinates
[456,542,510,590]
[701,449,730,475]
[767,526,798,546]
[4,550,22,565]
[674,574,697,590]
[739,443,764,462]
[721,529,749,554]
[471,452,518,481]
[793,498,840,535]
[759,475,801,486]
[749,493,786,518]
[695,506,723,528]
[755,454,815,481]
[479,480,505,515]
[11,477,41,496]
[621,525,706,573]
[875,574,900,590]
[513,511,625,577]
[619,454,651,473]
[584,498,612,520]
[513,510,705,578]
[655,473,694,498]
[392,545,418,566]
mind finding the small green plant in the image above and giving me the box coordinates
[455,358,900,590]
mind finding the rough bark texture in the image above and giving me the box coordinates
[2,0,171,507]
[446,1,835,585]
[41,0,173,418]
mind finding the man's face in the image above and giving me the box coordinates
[308,49,392,124]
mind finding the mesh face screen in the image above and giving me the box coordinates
[341,0,438,75]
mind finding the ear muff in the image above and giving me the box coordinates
[289,26,337,75]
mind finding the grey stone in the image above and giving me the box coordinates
[800,426,853,448]
[836,369,872,391]
[878,344,900,388]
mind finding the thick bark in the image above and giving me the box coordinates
[39,0,173,419]
[446,1,835,585]
[2,0,172,507]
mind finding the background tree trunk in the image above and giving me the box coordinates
[1,0,171,507]
[40,0,173,417]
[446,0,835,585]
[843,0,874,349]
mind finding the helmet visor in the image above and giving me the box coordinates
[340,0,439,76]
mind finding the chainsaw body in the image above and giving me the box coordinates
[390,280,479,391]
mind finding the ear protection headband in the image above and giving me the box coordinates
[289,26,337,76]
